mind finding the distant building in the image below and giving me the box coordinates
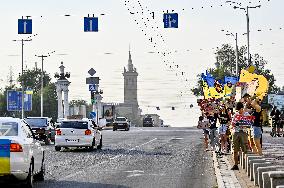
[102,49,142,126]
[69,105,87,118]
[101,49,163,126]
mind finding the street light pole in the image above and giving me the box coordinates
[233,5,261,66]
[246,6,250,66]
[39,55,47,117]
[235,33,239,76]
[21,39,24,119]
[13,38,34,119]
[223,30,239,76]
[35,51,55,117]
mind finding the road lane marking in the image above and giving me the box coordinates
[109,138,157,160]
[171,137,184,140]
[130,129,201,132]
[60,138,158,180]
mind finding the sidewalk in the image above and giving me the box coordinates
[213,127,284,188]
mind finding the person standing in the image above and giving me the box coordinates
[231,102,250,170]
[208,111,219,152]
[280,111,284,137]
[218,106,230,154]
[251,98,262,155]
[270,106,281,137]
[199,114,210,151]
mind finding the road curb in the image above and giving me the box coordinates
[212,151,242,188]
[213,151,226,188]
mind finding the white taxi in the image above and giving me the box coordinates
[0,117,45,188]
[54,119,102,151]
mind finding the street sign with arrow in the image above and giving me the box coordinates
[18,19,32,34]
[84,17,98,32]
[163,13,178,28]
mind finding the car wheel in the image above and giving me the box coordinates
[88,140,95,151]
[97,136,102,150]
[44,137,51,145]
[24,162,34,188]
[34,156,45,181]
[113,128,116,131]
[55,146,61,151]
[87,146,94,151]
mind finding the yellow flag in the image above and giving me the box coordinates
[239,70,268,99]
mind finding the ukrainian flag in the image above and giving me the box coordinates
[0,139,10,174]
[202,80,211,99]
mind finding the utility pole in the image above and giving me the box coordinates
[235,33,239,76]
[246,6,250,66]
[8,66,14,87]
[223,30,239,76]
[39,55,47,117]
[13,38,32,119]
[233,4,261,66]
[35,51,55,117]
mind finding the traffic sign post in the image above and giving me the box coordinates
[163,13,178,28]
[88,68,96,76]
[7,90,32,111]
[89,84,98,92]
[18,19,32,34]
[86,77,100,85]
[84,17,98,32]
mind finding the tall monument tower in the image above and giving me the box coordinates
[55,62,71,119]
[123,49,138,105]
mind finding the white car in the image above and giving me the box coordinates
[54,119,102,151]
[0,117,45,188]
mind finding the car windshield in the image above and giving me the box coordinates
[116,118,126,121]
[60,121,89,129]
[26,118,47,127]
[0,122,18,136]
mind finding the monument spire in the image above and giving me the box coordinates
[128,44,134,72]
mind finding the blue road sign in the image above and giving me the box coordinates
[89,84,98,92]
[90,112,96,119]
[163,13,178,28]
[7,91,32,111]
[84,17,98,32]
[18,19,32,34]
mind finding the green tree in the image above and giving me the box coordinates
[192,44,280,96]
[18,67,51,93]
[0,68,58,120]
[24,83,58,119]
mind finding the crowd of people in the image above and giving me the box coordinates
[198,93,284,171]
[270,106,284,137]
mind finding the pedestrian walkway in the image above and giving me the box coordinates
[213,152,242,188]
[213,130,284,188]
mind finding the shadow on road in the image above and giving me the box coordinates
[1,180,130,188]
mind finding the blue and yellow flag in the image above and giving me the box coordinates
[0,139,10,174]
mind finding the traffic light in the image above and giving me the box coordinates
[91,91,96,104]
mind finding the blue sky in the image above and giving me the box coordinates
[0,0,283,126]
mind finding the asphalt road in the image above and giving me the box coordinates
[5,127,217,188]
